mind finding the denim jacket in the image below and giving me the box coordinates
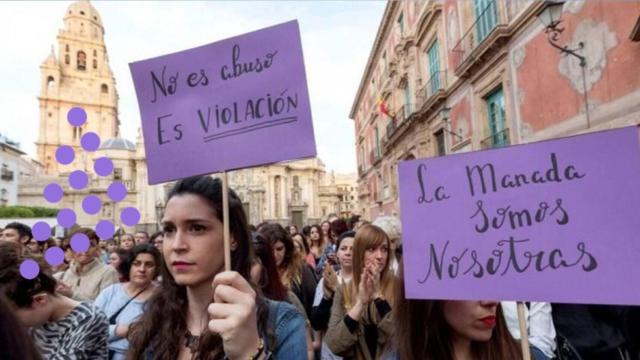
[261,298,308,359]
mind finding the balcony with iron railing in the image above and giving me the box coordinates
[451,0,511,77]
[417,70,447,111]
[480,128,510,149]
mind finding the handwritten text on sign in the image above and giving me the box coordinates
[399,127,640,305]
[130,20,316,184]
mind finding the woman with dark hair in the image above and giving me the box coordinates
[95,244,161,359]
[250,232,289,302]
[150,231,164,250]
[109,248,130,282]
[325,225,395,360]
[251,231,315,360]
[309,224,326,267]
[0,241,108,358]
[0,294,41,360]
[126,176,306,360]
[386,266,522,360]
[259,223,318,319]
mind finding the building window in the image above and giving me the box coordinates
[375,126,381,158]
[404,84,412,116]
[435,129,446,156]
[93,49,97,56]
[47,76,55,89]
[485,87,508,148]
[93,59,97,69]
[77,51,86,70]
[397,13,405,35]
[0,189,7,206]
[474,0,498,43]
[427,40,441,92]
[65,44,69,52]
[101,84,108,93]
[65,54,70,65]
[293,175,299,187]
[114,168,123,180]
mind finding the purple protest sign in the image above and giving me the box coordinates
[130,20,316,184]
[399,126,640,305]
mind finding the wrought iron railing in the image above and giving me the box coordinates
[451,0,505,70]
[418,70,446,107]
[480,128,510,149]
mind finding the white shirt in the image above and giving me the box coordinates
[501,302,556,358]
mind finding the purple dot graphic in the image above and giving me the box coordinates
[32,222,51,241]
[55,145,75,165]
[20,259,39,280]
[70,233,90,253]
[94,157,114,177]
[45,247,65,266]
[82,195,102,215]
[69,170,89,190]
[81,132,101,152]
[96,220,115,240]
[57,208,77,228]
[68,107,87,126]
[44,183,64,203]
[107,182,127,202]
[121,207,141,226]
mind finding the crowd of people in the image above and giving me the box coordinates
[0,175,638,359]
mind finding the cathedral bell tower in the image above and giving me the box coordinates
[37,0,119,175]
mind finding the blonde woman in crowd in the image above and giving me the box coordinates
[325,224,395,360]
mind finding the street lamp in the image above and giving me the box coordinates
[441,107,463,140]
[536,0,591,128]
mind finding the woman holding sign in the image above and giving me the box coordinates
[325,224,395,360]
[127,176,306,360]
[385,266,522,360]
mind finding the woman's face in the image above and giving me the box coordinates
[442,301,499,343]
[272,240,285,267]
[363,241,389,275]
[288,226,297,235]
[321,222,330,235]
[337,237,354,269]
[310,227,320,242]
[106,243,118,253]
[153,234,164,249]
[26,239,40,253]
[162,193,225,287]
[120,236,135,250]
[109,252,121,269]
[129,253,157,287]
[292,235,305,255]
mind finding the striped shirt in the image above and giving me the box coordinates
[32,302,108,359]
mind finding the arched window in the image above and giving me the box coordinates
[101,84,108,93]
[93,59,97,69]
[65,54,70,65]
[65,44,69,52]
[47,76,55,89]
[93,49,97,56]
[77,51,86,70]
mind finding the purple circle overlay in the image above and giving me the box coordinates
[57,208,77,228]
[96,220,115,240]
[45,247,65,266]
[82,195,101,215]
[81,132,101,152]
[20,259,39,280]
[67,107,87,126]
[44,183,64,203]
[55,146,75,165]
[107,182,127,202]
[70,233,90,253]
[32,221,51,241]
[120,207,141,226]
[69,170,89,190]
[94,157,114,177]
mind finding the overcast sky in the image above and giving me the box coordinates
[0,1,386,173]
